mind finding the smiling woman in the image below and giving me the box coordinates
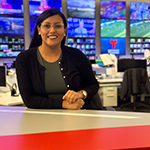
[16,9,100,110]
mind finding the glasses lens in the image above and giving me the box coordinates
[42,23,64,31]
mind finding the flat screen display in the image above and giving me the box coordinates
[0,16,24,37]
[0,66,6,86]
[130,20,150,37]
[0,36,24,58]
[0,0,23,15]
[67,0,95,18]
[101,19,126,37]
[67,18,96,38]
[100,1,126,19]
[130,2,150,20]
[101,37,126,55]
[29,0,62,37]
[29,0,62,16]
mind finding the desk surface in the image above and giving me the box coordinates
[0,106,150,150]
[97,77,123,85]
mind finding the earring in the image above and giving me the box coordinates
[64,33,66,36]
[38,32,41,35]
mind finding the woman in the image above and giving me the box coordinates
[16,9,99,110]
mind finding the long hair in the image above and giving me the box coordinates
[29,9,67,49]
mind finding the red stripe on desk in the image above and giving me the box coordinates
[0,125,150,150]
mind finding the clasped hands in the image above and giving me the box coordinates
[62,90,85,110]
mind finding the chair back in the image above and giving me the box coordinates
[120,68,150,100]
[91,93,103,110]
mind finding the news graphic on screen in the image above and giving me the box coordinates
[130,2,150,20]
[130,20,150,37]
[29,0,62,15]
[0,16,24,37]
[67,0,95,18]
[68,18,96,38]
[101,19,126,37]
[101,38,126,55]
[100,1,126,19]
[29,0,62,36]
[0,0,23,15]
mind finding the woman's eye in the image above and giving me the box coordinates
[44,25,50,28]
[55,25,61,28]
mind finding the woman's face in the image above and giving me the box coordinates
[37,15,67,48]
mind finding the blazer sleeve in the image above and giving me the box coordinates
[77,51,99,99]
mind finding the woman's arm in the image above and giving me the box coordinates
[16,52,63,109]
[78,52,99,99]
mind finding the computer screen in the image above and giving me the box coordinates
[0,0,23,15]
[101,37,126,55]
[130,20,150,37]
[67,0,95,18]
[0,36,24,58]
[101,19,126,37]
[29,0,62,16]
[67,18,96,38]
[29,0,62,36]
[0,16,24,37]
[130,2,150,20]
[118,59,147,72]
[100,1,126,19]
[0,66,6,86]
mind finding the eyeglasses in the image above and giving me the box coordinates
[41,23,64,31]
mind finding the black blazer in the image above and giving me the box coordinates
[120,68,150,100]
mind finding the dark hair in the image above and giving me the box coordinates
[29,9,67,49]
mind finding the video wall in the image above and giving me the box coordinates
[130,2,150,55]
[0,0,24,58]
[100,1,126,56]
[29,0,62,37]
[67,0,96,60]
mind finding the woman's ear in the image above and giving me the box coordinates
[37,26,41,35]
[64,27,67,36]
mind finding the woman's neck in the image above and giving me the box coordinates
[39,45,62,63]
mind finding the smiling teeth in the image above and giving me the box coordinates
[49,36,57,38]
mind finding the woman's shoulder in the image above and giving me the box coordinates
[62,46,85,56]
[16,47,38,61]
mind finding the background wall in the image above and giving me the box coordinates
[0,0,149,65]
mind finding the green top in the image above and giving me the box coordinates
[37,48,67,99]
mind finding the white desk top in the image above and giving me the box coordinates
[0,106,150,136]
[97,77,123,84]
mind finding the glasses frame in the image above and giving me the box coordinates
[40,23,64,32]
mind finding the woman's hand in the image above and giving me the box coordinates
[62,90,82,104]
[62,99,85,110]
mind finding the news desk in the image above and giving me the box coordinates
[0,106,150,150]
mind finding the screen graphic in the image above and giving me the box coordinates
[68,18,96,38]
[130,2,150,20]
[29,0,62,36]
[101,19,126,37]
[101,38,126,55]
[67,0,95,18]
[0,0,23,15]
[130,20,150,37]
[0,16,24,37]
[100,1,126,19]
